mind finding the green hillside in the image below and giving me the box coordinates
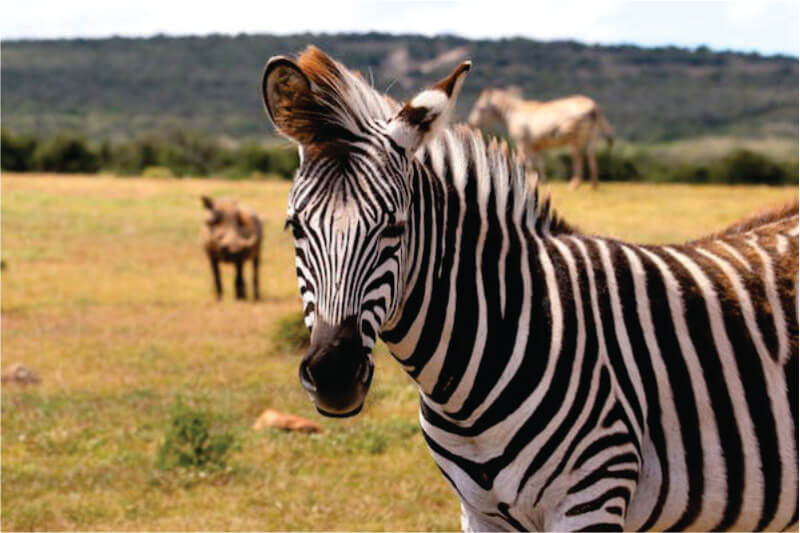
[2,32,797,142]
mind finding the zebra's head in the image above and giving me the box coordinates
[467,87,521,129]
[261,46,470,417]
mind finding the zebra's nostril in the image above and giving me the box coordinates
[357,360,371,384]
[299,361,316,392]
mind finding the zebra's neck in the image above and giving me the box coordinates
[381,125,572,417]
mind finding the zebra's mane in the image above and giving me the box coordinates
[421,124,574,236]
[301,45,572,236]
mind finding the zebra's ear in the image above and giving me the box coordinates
[388,60,472,153]
[261,56,320,145]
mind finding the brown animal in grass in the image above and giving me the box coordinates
[468,88,614,189]
[252,408,322,433]
[201,195,262,300]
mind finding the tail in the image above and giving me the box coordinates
[593,106,614,149]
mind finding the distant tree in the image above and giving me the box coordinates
[1,129,38,171]
[33,132,99,173]
[711,149,790,185]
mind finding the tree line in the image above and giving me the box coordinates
[2,128,796,185]
[1,129,298,179]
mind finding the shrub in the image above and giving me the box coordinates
[32,132,100,173]
[141,166,176,179]
[596,150,642,182]
[271,311,310,353]
[156,397,236,470]
[710,149,791,185]
[1,129,38,171]
[108,135,161,175]
[158,129,224,177]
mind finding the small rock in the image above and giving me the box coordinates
[253,408,322,433]
[1,363,41,385]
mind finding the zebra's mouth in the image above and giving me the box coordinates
[315,402,364,418]
[298,329,374,418]
[302,361,373,418]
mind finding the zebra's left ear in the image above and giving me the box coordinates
[388,60,471,153]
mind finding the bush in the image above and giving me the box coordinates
[141,166,176,179]
[33,132,100,173]
[157,129,226,177]
[1,129,38,171]
[710,149,791,185]
[156,397,237,470]
[596,150,642,182]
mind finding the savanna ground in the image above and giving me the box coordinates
[2,174,797,531]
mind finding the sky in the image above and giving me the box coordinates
[2,0,798,56]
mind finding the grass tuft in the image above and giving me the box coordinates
[156,397,238,470]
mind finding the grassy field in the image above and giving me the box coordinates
[1,174,797,531]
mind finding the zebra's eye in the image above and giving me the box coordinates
[284,218,306,240]
[381,221,405,239]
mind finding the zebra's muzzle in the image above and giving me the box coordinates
[298,316,374,417]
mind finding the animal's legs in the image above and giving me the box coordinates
[209,255,223,300]
[526,151,546,182]
[569,143,584,190]
[234,260,246,300]
[586,137,599,189]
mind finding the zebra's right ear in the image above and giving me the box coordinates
[388,60,472,153]
[261,56,319,145]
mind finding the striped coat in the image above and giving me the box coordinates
[262,46,799,531]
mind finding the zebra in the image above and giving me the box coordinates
[261,46,799,531]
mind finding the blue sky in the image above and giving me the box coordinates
[2,0,797,56]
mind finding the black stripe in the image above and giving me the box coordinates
[565,486,631,516]
[433,156,480,402]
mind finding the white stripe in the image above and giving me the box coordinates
[716,239,751,271]
[775,233,789,255]
[746,237,789,363]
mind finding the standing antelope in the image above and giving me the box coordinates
[468,88,614,189]
[262,46,798,531]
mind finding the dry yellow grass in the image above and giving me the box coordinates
[1,174,797,531]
